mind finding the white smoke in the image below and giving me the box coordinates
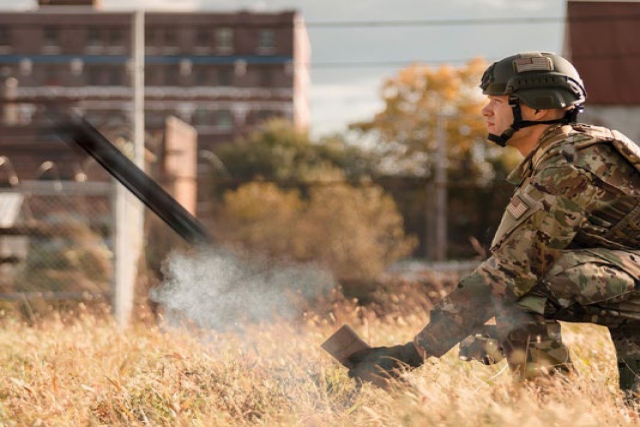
[152,248,335,330]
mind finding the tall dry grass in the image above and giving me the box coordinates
[0,281,638,426]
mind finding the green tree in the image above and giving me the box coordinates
[213,119,377,192]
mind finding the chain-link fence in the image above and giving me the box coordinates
[0,180,114,301]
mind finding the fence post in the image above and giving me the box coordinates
[113,9,145,328]
[112,180,134,327]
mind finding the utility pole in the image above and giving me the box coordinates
[434,114,448,261]
[426,114,448,261]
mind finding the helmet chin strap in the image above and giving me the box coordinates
[487,97,583,147]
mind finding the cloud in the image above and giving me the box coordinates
[451,0,557,12]
[309,77,384,136]
[0,0,30,9]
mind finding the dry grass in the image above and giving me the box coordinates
[0,285,639,426]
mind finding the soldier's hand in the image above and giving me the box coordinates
[346,342,424,388]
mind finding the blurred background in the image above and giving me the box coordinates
[0,0,637,325]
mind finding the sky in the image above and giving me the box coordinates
[0,0,569,138]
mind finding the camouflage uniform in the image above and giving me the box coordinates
[415,123,640,390]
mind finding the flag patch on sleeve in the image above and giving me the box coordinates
[507,195,529,219]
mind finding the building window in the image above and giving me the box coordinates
[259,67,274,87]
[70,58,84,76]
[87,27,101,47]
[216,109,233,129]
[0,27,10,54]
[179,59,192,77]
[145,28,158,47]
[215,28,233,52]
[193,108,212,126]
[217,67,232,86]
[195,28,210,47]
[43,26,59,47]
[147,65,164,86]
[87,66,102,85]
[234,59,247,77]
[18,104,35,126]
[257,29,275,53]
[0,66,11,78]
[108,66,122,86]
[109,28,124,47]
[0,26,10,47]
[44,65,61,86]
[19,58,32,76]
[195,66,210,85]
[164,30,178,48]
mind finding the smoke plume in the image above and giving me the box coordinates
[152,248,335,330]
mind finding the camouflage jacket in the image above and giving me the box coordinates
[476,123,640,302]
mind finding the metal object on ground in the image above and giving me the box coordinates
[53,113,213,247]
[321,324,371,366]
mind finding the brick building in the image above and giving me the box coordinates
[563,0,640,141]
[0,0,310,186]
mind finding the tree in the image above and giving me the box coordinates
[349,59,523,258]
[350,58,519,183]
[212,119,378,192]
[208,119,416,288]
[218,179,416,287]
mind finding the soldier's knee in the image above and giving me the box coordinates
[459,325,505,365]
[497,320,573,380]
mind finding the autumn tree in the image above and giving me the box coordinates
[350,59,521,257]
[351,58,519,183]
[219,179,416,289]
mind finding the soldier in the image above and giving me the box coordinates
[347,52,640,396]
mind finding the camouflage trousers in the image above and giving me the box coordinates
[415,248,640,391]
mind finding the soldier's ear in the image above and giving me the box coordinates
[534,107,558,120]
[533,108,546,119]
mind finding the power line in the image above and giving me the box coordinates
[305,14,640,28]
[310,59,483,68]
[306,16,566,28]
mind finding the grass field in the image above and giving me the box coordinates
[1,280,639,426]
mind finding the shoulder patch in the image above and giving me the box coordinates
[507,194,530,219]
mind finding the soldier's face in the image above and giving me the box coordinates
[482,95,514,136]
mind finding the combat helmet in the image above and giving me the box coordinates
[480,52,587,146]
